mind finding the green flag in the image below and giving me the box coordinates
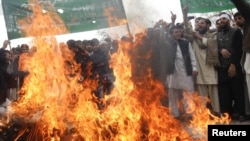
[180,0,250,13]
[2,0,127,40]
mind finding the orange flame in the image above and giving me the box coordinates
[104,7,128,27]
[17,0,68,37]
[10,0,230,140]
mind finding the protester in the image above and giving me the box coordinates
[165,24,198,120]
[88,38,115,110]
[217,13,248,121]
[0,40,10,105]
[192,17,221,115]
[231,0,250,120]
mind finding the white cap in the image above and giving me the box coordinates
[219,14,230,21]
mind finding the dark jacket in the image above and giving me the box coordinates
[165,38,193,76]
[150,26,168,82]
[231,0,250,53]
[217,26,244,82]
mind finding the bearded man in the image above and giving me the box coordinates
[192,17,221,115]
[216,13,247,122]
[231,0,250,121]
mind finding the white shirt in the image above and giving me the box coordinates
[244,52,250,74]
[166,42,197,91]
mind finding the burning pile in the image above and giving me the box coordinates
[0,0,230,141]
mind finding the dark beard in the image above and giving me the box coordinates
[198,28,207,35]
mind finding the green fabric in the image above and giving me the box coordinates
[180,0,250,13]
[2,0,127,40]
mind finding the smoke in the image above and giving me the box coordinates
[0,1,2,16]
[122,0,183,34]
[123,1,157,30]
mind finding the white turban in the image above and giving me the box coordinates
[219,14,230,20]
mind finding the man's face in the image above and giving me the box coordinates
[216,20,221,30]
[76,42,85,50]
[4,52,11,61]
[86,43,92,52]
[234,15,245,27]
[21,47,29,53]
[172,28,183,40]
[198,19,209,34]
[219,17,230,29]
[194,18,201,31]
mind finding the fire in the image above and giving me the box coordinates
[5,0,230,140]
[17,0,68,37]
[104,7,128,27]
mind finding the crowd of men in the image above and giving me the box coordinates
[0,0,250,123]
[148,0,250,122]
[0,37,119,110]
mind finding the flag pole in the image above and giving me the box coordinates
[121,0,131,36]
